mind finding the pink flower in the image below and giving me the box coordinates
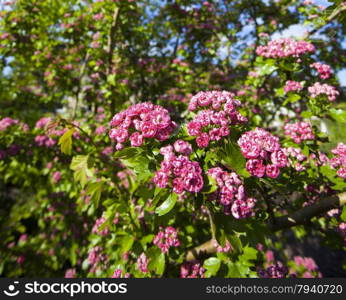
[266,165,280,178]
[308,82,339,101]
[256,38,315,58]
[284,80,303,93]
[153,227,180,253]
[180,261,205,278]
[196,132,210,148]
[153,146,204,194]
[330,143,346,178]
[95,126,106,135]
[246,159,266,177]
[130,132,144,147]
[238,128,286,178]
[109,103,175,149]
[52,171,61,183]
[310,62,332,79]
[174,140,192,155]
[137,253,149,273]
[92,217,110,236]
[186,91,247,147]
[284,122,314,144]
[65,268,76,278]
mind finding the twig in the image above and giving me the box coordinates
[185,191,346,261]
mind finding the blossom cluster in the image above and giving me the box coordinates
[112,269,131,278]
[293,256,318,272]
[180,261,205,278]
[87,246,107,274]
[338,222,346,245]
[187,91,247,148]
[92,217,110,236]
[330,143,346,178]
[283,147,308,172]
[238,128,287,178]
[258,262,288,278]
[137,253,149,273]
[283,121,315,144]
[207,167,257,219]
[0,117,19,131]
[153,143,204,194]
[35,117,52,129]
[284,80,303,93]
[35,135,56,147]
[212,238,232,253]
[153,226,180,253]
[256,38,315,58]
[310,62,332,79]
[308,82,339,101]
[109,102,176,150]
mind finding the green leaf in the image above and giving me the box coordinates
[259,64,277,76]
[283,93,301,105]
[119,235,134,254]
[148,248,165,276]
[218,142,250,177]
[341,206,346,222]
[70,155,92,188]
[239,246,258,266]
[329,109,346,123]
[203,257,221,277]
[58,128,75,155]
[87,181,103,208]
[155,193,177,216]
[114,147,142,159]
[301,111,314,118]
[227,262,250,277]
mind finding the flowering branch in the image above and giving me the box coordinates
[270,191,346,231]
[308,4,346,36]
[185,191,346,261]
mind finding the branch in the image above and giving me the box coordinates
[107,6,121,75]
[270,191,346,231]
[308,4,346,36]
[185,191,346,262]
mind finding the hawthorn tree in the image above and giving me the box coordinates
[0,0,346,278]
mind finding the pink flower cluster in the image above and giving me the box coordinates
[293,256,318,272]
[35,135,56,147]
[153,143,204,194]
[338,222,346,244]
[64,268,76,278]
[330,143,346,178]
[109,102,176,150]
[88,246,107,273]
[35,117,52,129]
[310,62,332,79]
[283,147,308,172]
[284,80,303,93]
[92,217,110,236]
[187,91,247,148]
[284,121,314,143]
[212,238,232,253]
[180,261,205,278]
[256,38,315,58]
[137,253,149,273]
[112,269,131,278]
[207,167,257,219]
[308,82,339,101]
[52,171,61,183]
[0,117,19,131]
[238,128,287,178]
[153,226,180,253]
[258,262,288,278]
